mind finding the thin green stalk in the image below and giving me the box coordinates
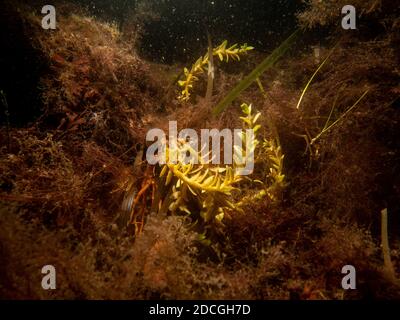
[205,30,214,105]
[321,84,346,131]
[296,43,338,110]
[310,89,369,145]
[213,29,300,115]
[256,77,266,97]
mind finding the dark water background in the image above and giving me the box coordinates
[75,0,303,62]
[0,0,305,126]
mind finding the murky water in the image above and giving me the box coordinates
[0,0,399,302]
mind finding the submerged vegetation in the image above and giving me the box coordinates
[1,0,400,299]
[177,41,254,102]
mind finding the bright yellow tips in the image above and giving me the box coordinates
[177,41,254,102]
[214,41,254,62]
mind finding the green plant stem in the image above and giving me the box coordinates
[212,29,300,115]
[205,30,214,105]
[310,89,369,145]
[321,85,345,131]
[296,43,338,110]
[256,78,266,97]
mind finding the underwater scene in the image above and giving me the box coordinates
[0,0,399,300]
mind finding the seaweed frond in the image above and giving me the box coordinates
[237,110,286,206]
[155,103,263,239]
[263,138,286,202]
[177,41,254,102]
